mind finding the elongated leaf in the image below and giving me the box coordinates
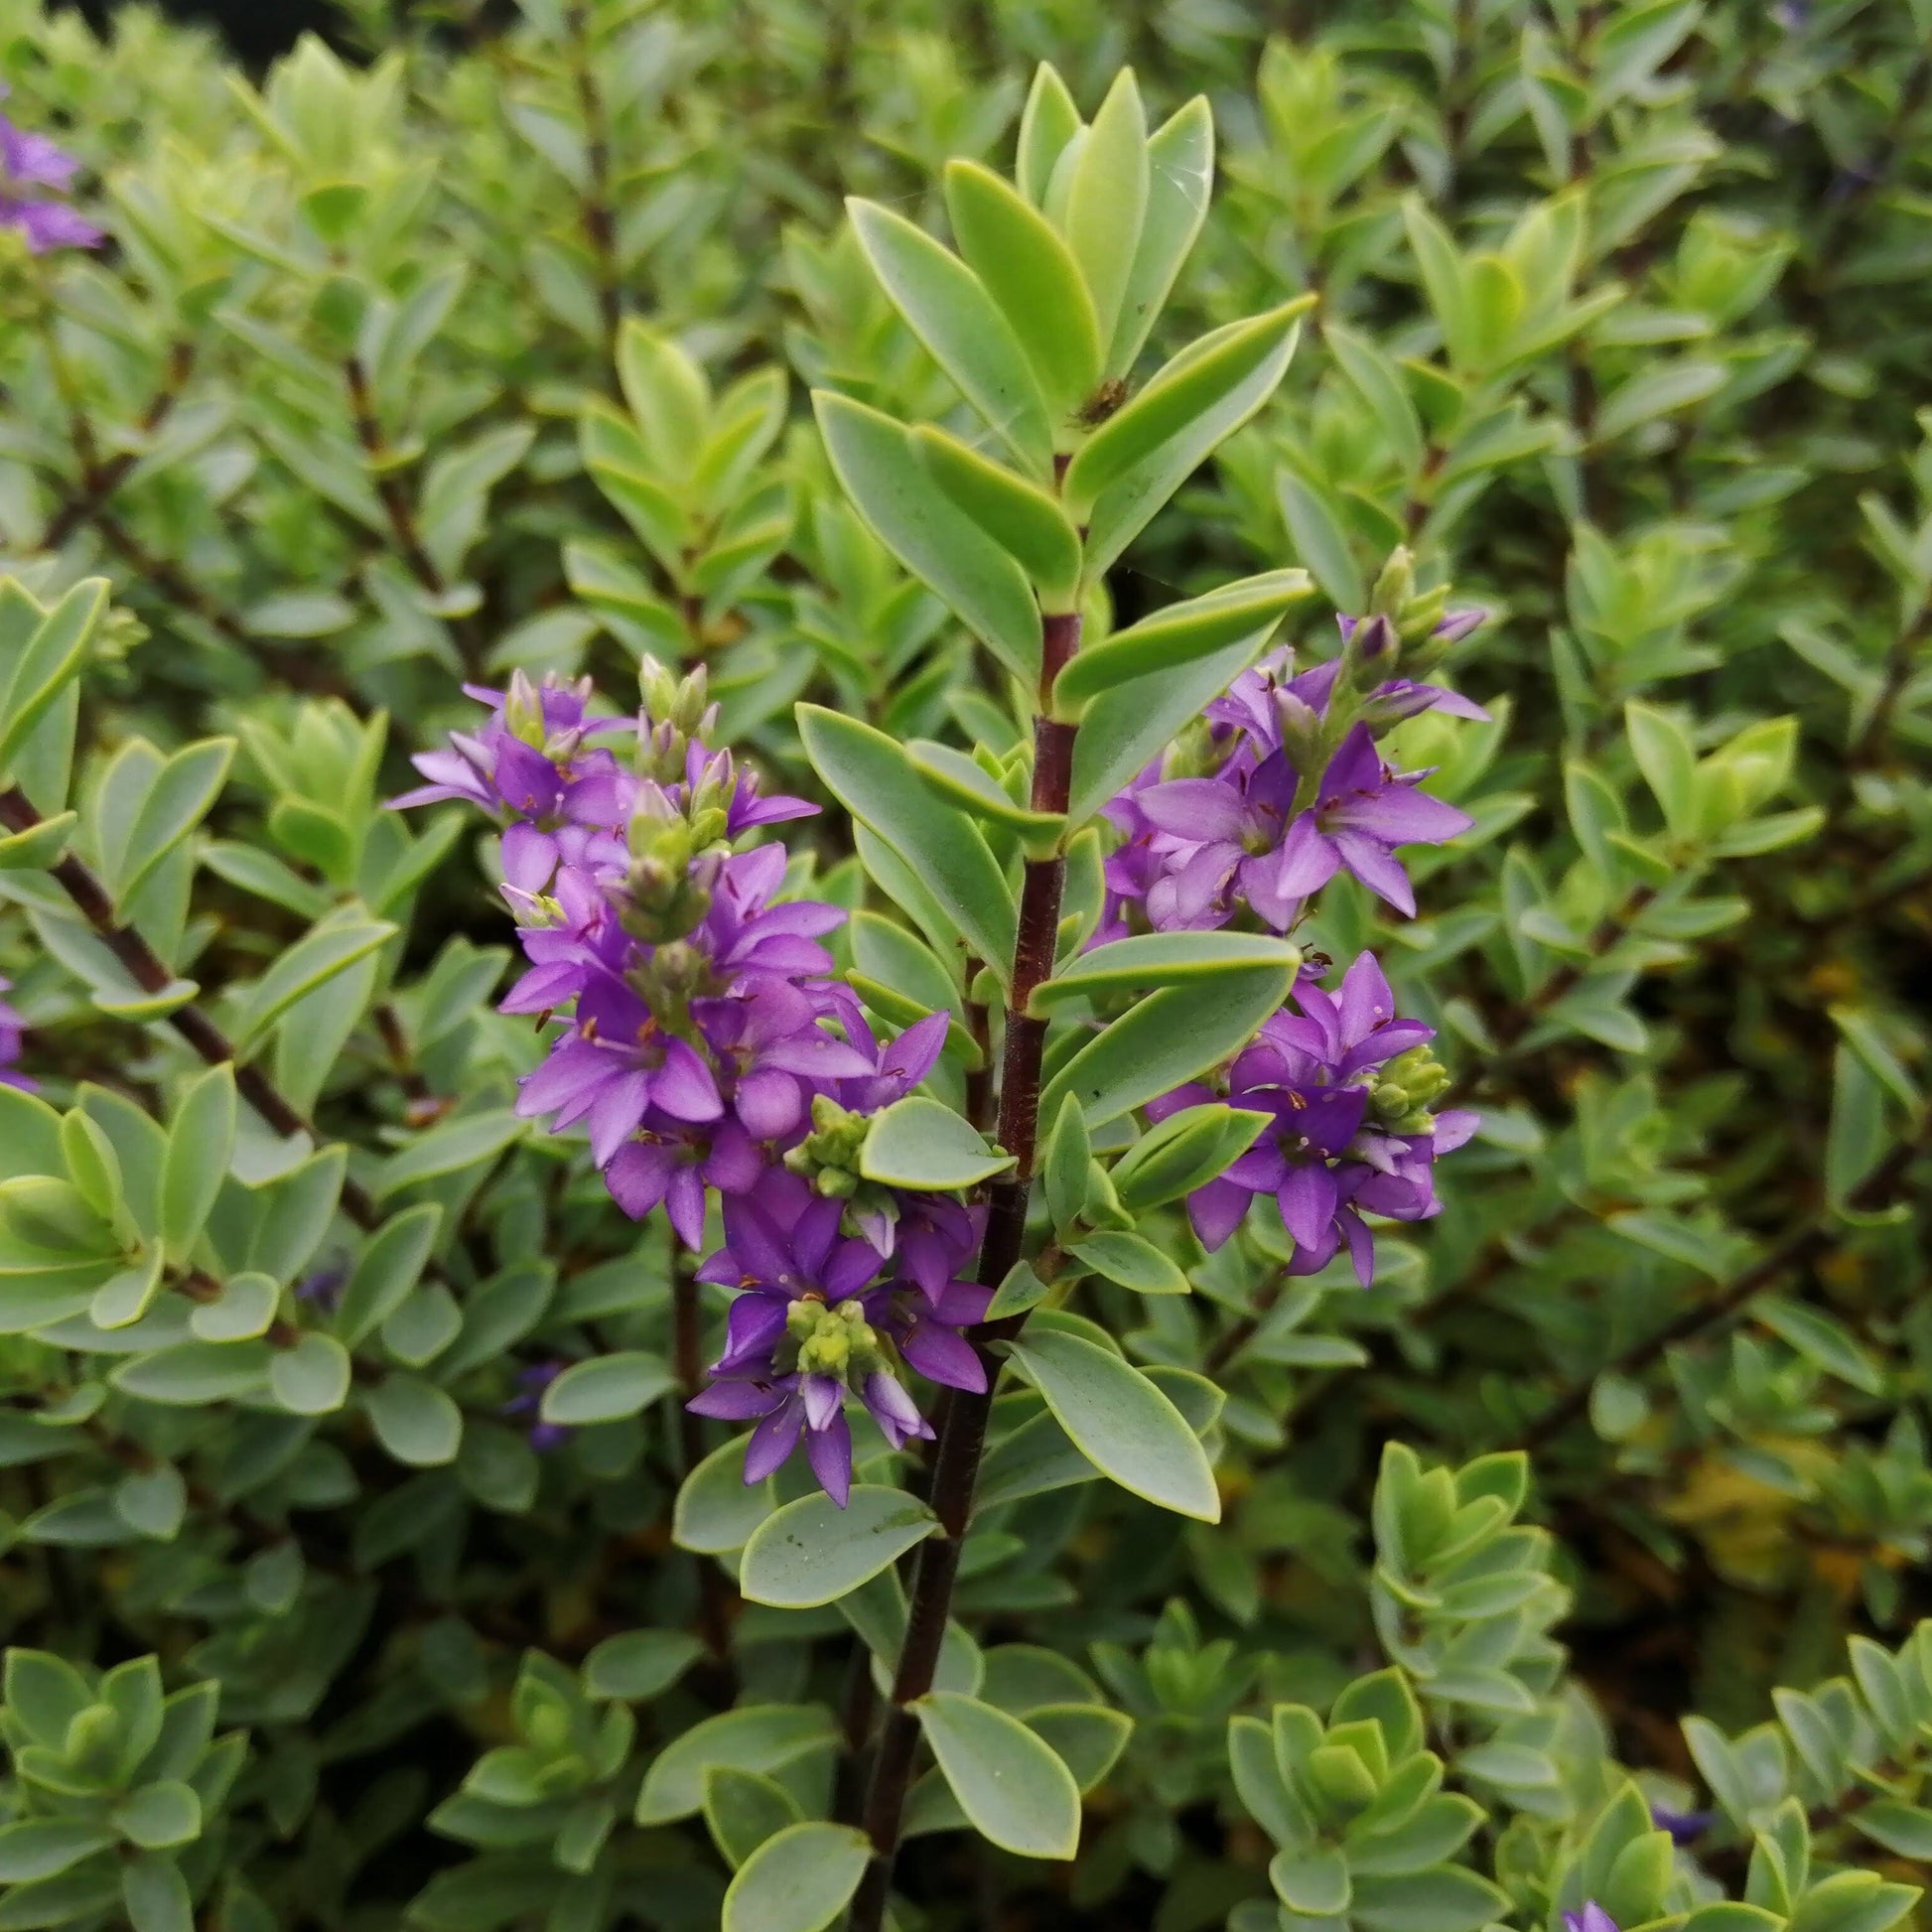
[906,741,1063,839]
[1006,1328,1220,1520]
[1051,571,1311,715]
[912,425,1082,609]
[739,1485,939,1609]
[722,1822,871,1932]
[1107,95,1213,375]
[160,1066,235,1265]
[232,915,396,1054]
[1064,69,1149,350]
[0,580,106,779]
[636,1705,836,1825]
[860,1095,1012,1188]
[1067,631,1274,826]
[797,706,1017,976]
[539,1352,675,1426]
[114,738,235,904]
[1063,301,1312,521]
[1031,930,1302,1011]
[1017,63,1081,206]
[847,199,1052,473]
[944,159,1101,421]
[913,1690,1082,1859]
[1039,963,1294,1127]
[815,393,1041,684]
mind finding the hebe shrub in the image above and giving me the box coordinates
[0,1,1929,1928]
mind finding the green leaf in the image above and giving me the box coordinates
[1108,95,1214,376]
[1067,631,1275,825]
[859,1095,1012,1189]
[913,1690,1082,1860]
[112,1782,202,1852]
[797,705,1017,975]
[814,393,1041,686]
[1039,963,1296,1128]
[584,1630,704,1703]
[1017,63,1081,206]
[1031,929,1302,1012]
[1063,69,1150,351]
[113,738,234,905]
[1325,323,1425,473]
[943,159,1102,422]
[120,1853,194,1932]
[1062,301,1312,523]
[721,1821,871,1932]
[374,1111,524,1201]
[0,1818,115,1883]
[1854,1802,1932,1860]
[231,915,396,1054]
[1350,1867,1504,1932]
[740,1485,939,1609]
[911,425,1082,609]
[846,199,1052,473]
[703,1765,802,1871]
[159,1064,235,1265]
[1006,1328,1219,1520]
[0,580,106,781]
[539,1352,675,1426]
[1624,702,1698,838]
[336,1204,442,1344]
[1277,470,1366,612]
[1110,1104,1270,1213]
[1272,1846,1351,1915]
[674,1437,777,1555]
[1052,570,1311,716]
[365,1375,463,1467]
[1066,1230,1189,1295]
[635,1706,836,1825]
[1593,358,1725,442]
[110,1342,271,1406]
[268,1331,351,1415]
[905,741,1063,841]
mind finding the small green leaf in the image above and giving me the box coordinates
[120,1853,194,1932]
[159,1065,235,1266]
[847,199,1052,474]
[364,1375,463,1467]
[1052,570,1311,716]
[814,393,1042,685]
[584,1631,704,1703]
[112,1783,202,1853]
[1031,929,1302,1011]
[674,1437,778,1555]
[721,1821,871,1932]
[1272,1846,1351,1915]
[740,1485,939,1609]
[1063,69,1150,350]
[635,1706,836,1825]
[1107,95,1213,376]
[1066,1230,1189,1295]
[913,1690,1082,1860]
[1110,1104,1270,1213]
[943,159,1102,421]
[1039,963,1296,1128]
[231,915,396,1054]
[1006,1327,1219,1521]
[703,1766,802,1871]
[539,1352,675,1426]
[859,1096,1013,1190]
[268,1331,351,1415]
[797,705,1017,976]
[911,425,1082,608]
[0,579,106,780]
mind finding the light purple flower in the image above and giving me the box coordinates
[0,978,33,1092]
[1267,723,1472,918]
[0,95,101,254]
[1150,953,1476,1282]
[1564,1907,1618,1932]
[1650,1803,1713,1846]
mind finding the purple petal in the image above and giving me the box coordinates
[665,1167,709,1248]
[744,1395,804,1482]
[688,1378,780,1421]
[801,1372,844,1433]
[1329,830,1418,916]
[735,1067,806,1141]
[651,1037,724,1123]
[1187,1175,1254,1251]
[604,1140,676,1220]
[1330,781,1473,845]
[805,1409,853,1507]
[587,1070,652,1167]
[1138,777,1254,843]
[1272,813,1342,900]
[1278,1163,1342,1251]
[901,1320,988,1393]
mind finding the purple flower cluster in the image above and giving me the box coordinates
[0,92,102,253]
[0,977,33,1091]
[398,669,988,1504]
[687,1173,987,1505]
[1102,625,1483,938]
[1152,952,1475,1280]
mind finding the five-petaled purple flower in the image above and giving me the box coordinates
[0,92,102,254]
[1150,952,1476,1281]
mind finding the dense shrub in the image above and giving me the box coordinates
[1,1,1930,1929]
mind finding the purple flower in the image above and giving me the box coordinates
[0,95,101,254]
[1564,1908,1618,1932]
[1650,1803,1712,1846]
[1151,952,1476,1281]
[1267,724,1472,918]
[688,1174,988,1505]
[0,978,34,1092]
[502,1360,573,1452]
